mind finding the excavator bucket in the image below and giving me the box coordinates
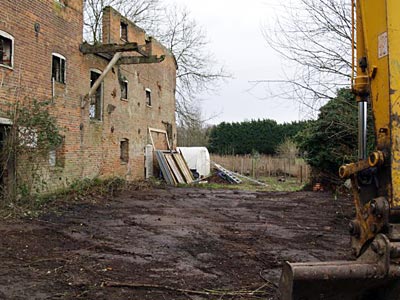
[278,235,400,300]
[279,261,399,300]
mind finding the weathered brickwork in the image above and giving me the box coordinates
[0,0,176,191]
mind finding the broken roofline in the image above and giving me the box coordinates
[100,6,178,69]
[79,41,165,63]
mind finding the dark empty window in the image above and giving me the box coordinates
[89,71,102,120]
[120,22,128,41]
[146,89,152,106]
[121,80,128,100]
[52,54,66,83]
[120,139,129,163]
[0,33,13,68]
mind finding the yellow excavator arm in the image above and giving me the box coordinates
[279,0,400,299]
[343,0,400,257]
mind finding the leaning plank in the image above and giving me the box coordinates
[155,151,176,185]
[180,153,194,182]
[173,153,194,184]
[177,149,195,182]
[165,154,186,184]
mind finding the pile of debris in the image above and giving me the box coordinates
[151,137,266,187]
[213,163,243,184]
[212,163,268,186]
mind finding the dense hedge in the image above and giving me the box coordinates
[208,119,307,155]
[296,88,375,178]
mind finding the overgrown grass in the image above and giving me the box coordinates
[193,176,305,192]
[0,173,306,219]
[0,177,128,219]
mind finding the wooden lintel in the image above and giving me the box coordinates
[96,52,113,60]
[117,55,165,65]
[80,42,150,55]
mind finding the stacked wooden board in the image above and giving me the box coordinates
[155,150,194,185]
[213,163,243,184]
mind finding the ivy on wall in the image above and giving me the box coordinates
[0,99,63,202]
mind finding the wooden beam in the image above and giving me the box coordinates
[136,45,150,57]
[89,52,122,98]
[148,127,171,150]
[96,53,113,60]
[117,55,165,65]
[80,42,151,55]
[81,52,122,109]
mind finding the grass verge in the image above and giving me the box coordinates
[192,175,305,192]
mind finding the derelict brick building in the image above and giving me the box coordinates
[0,0,176,192]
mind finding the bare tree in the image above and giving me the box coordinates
[83,1,229,126]
[262,0,353,116]
[177,104,210,147]
[156,5,229,126]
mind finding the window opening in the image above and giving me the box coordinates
[121,80,128,100]
[0,33,13,68]
[49,150,56,167]
[120,22,128,41]
[120,139,129,163]
[89,71,102,120]
[146,88,152,106]
[52,54,66,83]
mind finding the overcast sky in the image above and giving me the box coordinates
[167,0,303,124]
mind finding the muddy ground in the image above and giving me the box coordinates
[0,186,353,299]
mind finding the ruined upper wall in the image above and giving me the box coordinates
[102,6,146,45]
[101,6,176,64]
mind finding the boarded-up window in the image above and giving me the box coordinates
[120,139,129,163]
[89,71,102,120]
[49,137,65,167]
[52,54,66,83]
[146,88,152,106]
[49,150,56,167]
[0,32,13,68]
[120,22,128,41]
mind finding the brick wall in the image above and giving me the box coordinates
[0,0,176,192]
